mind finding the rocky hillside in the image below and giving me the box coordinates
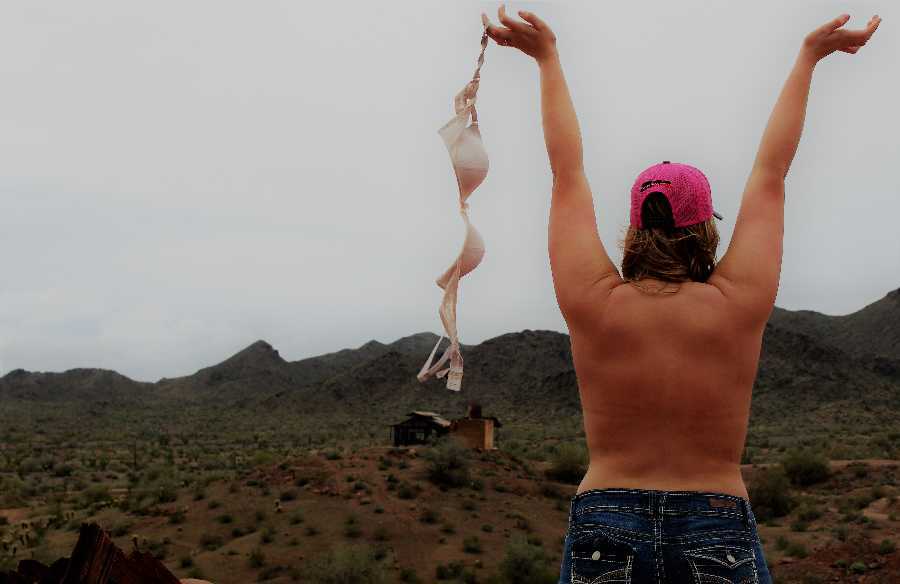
[2,287,899,449]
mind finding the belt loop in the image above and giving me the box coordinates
[742,498,752,532]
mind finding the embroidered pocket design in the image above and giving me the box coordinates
[682,543,758,583]
[570,530,635,583]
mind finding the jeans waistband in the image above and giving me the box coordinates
[568,487,756,529]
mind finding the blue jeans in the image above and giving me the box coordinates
[558,488,773,583]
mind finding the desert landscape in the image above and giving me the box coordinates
[2,290,900,582]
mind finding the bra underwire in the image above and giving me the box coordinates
[417,28,490,392]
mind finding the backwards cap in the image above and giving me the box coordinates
[630,161,723,229]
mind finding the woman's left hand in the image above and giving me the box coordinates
[482,4,557,62]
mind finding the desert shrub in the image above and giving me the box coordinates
[782,449,830,487]
[540,483,563,499]
[832,524,849,541]
[544,443,587,485]
[373,526,390,541]
[200,534,224,551]
[168,509,186,525]
[248,547,265,568]
[748,466,795,521]
[796,503,822,522]
[81,485,111,506]
[785,541,808,558]
[110,521,133,537]
[849,561,866,574]
[419,508,439,524]
[496,534,557,584]
[424,437,471,488]
[462,536,482,554]
[280,489,298,502]
[848,462,869,478]
[155,482,178,503]
[396,482,418,500]
[344,515,362,538]
[879,539,897,554]
[303,544,386,584]
[435,561,471,581]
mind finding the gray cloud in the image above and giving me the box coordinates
[1,1,898,381]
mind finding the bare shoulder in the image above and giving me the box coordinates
[604,276,760,329]
[705,272,774,330]
[570,275,767,334]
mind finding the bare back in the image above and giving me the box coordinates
[568,275,769,499]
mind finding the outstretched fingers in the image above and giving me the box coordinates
[819,13,850,34]
[517,9,549,32]
[497,4,533,35]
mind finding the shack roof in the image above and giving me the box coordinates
[389,411,452,428]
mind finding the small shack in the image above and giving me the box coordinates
[388,403,501,449]
[450,403,502,450]
[389,411,452,446]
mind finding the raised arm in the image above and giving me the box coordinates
[712,13,882,319]
[482,6,621,320]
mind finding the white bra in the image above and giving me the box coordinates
[417,29,490,391]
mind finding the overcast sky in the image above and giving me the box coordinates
[1,1,897,382]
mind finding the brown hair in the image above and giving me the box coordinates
[617,192,720,284]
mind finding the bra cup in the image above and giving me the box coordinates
[439,112,489,203]
[435,215,485,289]
[453,126,489,201]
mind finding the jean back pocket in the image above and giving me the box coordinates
[682,543,758,583]
[569,527,635,583]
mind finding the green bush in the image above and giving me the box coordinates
[782,449,830,487]
[462,536,482,554]
[496,534,557,584]
[248,547,265,568]
[796,503,822,522]
[544,443,587,485]
[785,541,808,558]
[435,561,471,581]
[425,437,471,488]
[397,482,418,500]
[200,534,223,551]
[748,466,795,521]
[419,508,439,524]
[344,515,362,538]
[303,544,386,584]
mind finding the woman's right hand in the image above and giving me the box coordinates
[802,13,882,62]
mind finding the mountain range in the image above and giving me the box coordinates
[2,287,899,454]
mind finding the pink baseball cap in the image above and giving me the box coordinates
[630,161,723,229]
